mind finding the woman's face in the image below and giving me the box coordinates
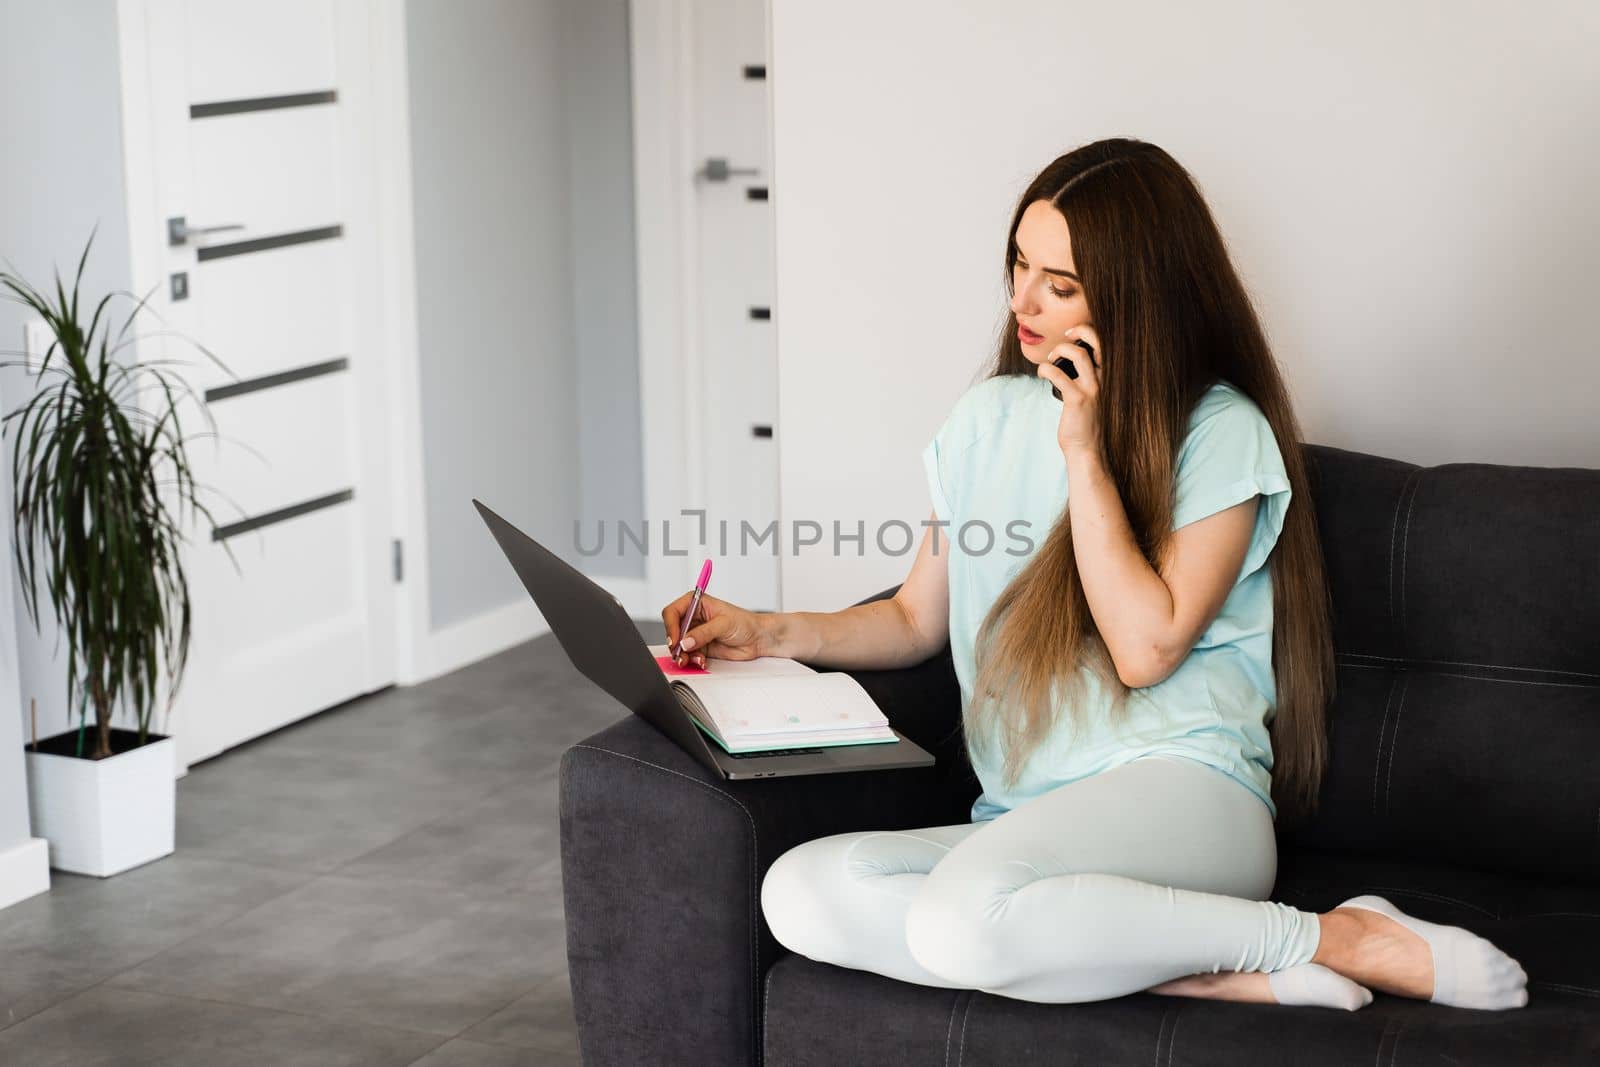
[1009,199,1091,363]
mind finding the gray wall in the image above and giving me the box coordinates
[0,0,135,853]
[564,0,645,582]
[406,0,645,633]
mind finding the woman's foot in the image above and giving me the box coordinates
[1148,963,1372,1010]
[1313,895,1529,1010]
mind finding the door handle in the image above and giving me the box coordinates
[697,157,760,183]
[167,216,246,246]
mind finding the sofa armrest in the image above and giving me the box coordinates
[559,583,974,1066]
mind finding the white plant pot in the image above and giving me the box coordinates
[24,729,176,877]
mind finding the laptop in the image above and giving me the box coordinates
[473,499,937,780]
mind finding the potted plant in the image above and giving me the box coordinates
[1,232,237,877]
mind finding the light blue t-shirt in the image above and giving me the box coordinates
[921,373,1292,822]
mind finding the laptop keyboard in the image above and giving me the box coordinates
[725,746,826,759]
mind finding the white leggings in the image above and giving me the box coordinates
[759,753,1324,1004]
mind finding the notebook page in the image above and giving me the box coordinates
[683,672,886,741]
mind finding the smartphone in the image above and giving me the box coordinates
[1050,338,1097,400]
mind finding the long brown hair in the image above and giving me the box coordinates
[966,138,1336,828]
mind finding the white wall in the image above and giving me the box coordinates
[405,0,645,633]
[769,0,1600,612]
[0,0,133,901]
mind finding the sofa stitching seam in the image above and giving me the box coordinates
[1387,471,1411,640]
[1533,980,1600,997]
[1339,652,1600,679]
[570,744,760,1064]
[1340,662,1600,687]
[1153,1003,1176,1066]
[1291,883,1493,919]
[1371,676,1398,818]
[1383,675,1409,817]
[762,964,775,1063]
[1354,885,1497,917]
[956,992,975,1066]
[1399,469,1423,659]
[943,990,964,1067]
[1375,1015,1398,1067]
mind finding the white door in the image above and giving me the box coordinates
[122,0,397,769]
[689,0,781,612]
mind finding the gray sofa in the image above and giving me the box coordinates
[558,443,1600,1064]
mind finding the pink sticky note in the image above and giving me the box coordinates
[657,655,708,676]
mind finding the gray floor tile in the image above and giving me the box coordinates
[0,985,443,1066]
[174,750,514,876]
[254,651,624,781]
[4,627,636,1059]
[103,873,570,1036]
[332,763,564,912]
[460,972,578,1055]
[409,1037,578,1066]
[0,854,306,1033]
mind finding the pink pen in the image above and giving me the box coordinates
[671,559,713,660]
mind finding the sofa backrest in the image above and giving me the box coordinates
[1284,444,1600,885]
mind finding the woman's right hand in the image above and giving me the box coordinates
[662,591,775,668]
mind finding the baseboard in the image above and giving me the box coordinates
[0,837,50,911]
[407,597,549,684]
[407,575,651,685]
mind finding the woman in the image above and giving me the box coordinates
[662,138,1528,1011]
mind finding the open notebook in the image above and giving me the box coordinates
[646,644,900,755]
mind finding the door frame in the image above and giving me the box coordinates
[115,0,716,706]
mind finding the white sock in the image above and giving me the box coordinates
[1267,962,1374,1010]
[1336,894,1529,1010]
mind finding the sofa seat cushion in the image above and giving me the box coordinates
[761,846,1600,1066]
[763,952,1598,1066]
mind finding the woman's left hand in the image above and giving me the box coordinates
[1037,324,1103,460]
